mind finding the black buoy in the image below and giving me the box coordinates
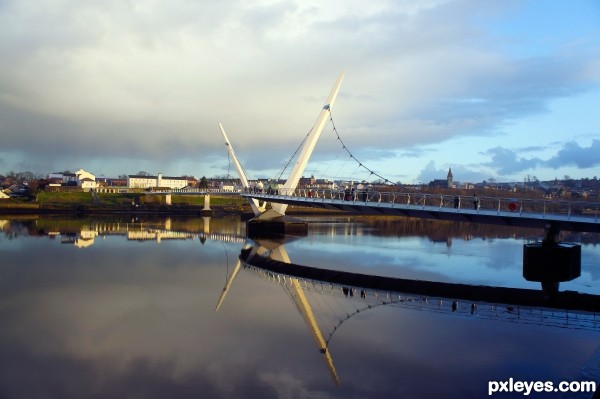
[523,222,581,299]
[523,242,581,283]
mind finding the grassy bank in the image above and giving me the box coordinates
[0,191,250,213]
[1,191,340,215]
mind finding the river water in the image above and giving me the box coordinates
[1,215,599,398]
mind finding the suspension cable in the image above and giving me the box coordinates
[272,129,311,182]
[270,110,402,186]
[327,110,400,186]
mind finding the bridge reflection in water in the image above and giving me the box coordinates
[216,238,600,386]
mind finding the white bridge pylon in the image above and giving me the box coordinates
[219,72,345,217]
[219,123,266,215]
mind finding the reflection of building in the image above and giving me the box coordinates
[44,218,246,247]
[127,230,194,243]
[75,228,98,248]
[34,217,246,248]
[60,228,98,247]
[60,234,77,244]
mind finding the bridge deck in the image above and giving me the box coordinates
[242,190,600,233]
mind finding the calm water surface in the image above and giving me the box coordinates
[1,215,599,398]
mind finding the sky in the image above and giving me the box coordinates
[0,0,599,185]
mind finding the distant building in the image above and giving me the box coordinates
[127,173,188,190]
[183,176,199,188]
[95,178,128,193]
[96,178,127,187]
[220,184,235,192]
[75,169,98,191]
[47,169,97,191]
[299,175,316,187]
[62,173,77,184]
[429,168,454,189]
[79,178,96,191]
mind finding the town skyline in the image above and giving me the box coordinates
[2,166,599,189]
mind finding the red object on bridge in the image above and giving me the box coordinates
[508,202,518,211]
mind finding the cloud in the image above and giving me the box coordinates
[480,140,600,178]
[416,139,600,184]
[483,146,543,175]
[0,0,599,178]
[546,140,600,169]
[416,160,492,184]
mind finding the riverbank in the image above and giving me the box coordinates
[0,191,340,216]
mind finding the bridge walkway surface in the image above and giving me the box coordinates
[242,189,600,233]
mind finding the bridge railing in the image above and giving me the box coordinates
[267,188,600,220]
[244,263,600,332]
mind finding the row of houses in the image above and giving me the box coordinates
[43,170,333,193]
[47,170,197,192]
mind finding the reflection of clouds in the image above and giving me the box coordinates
[290,235,527,286]
[289,234,600,293]
[322,305,599,398]
[299,245,446,282]
[2,222,600,397]
[582,245,600,280]
[0,239,345,397]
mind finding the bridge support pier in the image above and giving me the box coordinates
[247,209,308,238]
[201,195,213,216]
[165,194,172,205]
[523,223,581,300]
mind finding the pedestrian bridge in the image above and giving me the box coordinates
[242,188,600,233]
[216,72,600,234]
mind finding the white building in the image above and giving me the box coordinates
[47,169,97,191]
[127,173,188,190]
[220,184,235,192]
[75,169,98,191]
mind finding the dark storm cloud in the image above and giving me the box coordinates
[0,103,205,162]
